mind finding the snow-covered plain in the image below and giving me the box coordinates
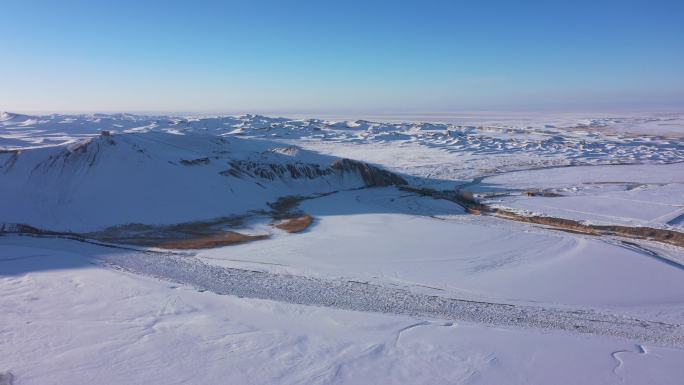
[5,237,684,385]
[476,164,684,229]
[197,188,684,309]
[1,111,684,384]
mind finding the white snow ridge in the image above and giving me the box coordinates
[2,112,684,385]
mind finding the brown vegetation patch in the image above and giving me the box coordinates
[495,210,684,245]
[76,215,270,249]
[274,215,313,233]
[156,231,268,249]
[400,185,684,248]
[83,229,269,250]
[267,193,336,219]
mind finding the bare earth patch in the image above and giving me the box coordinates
[80,217,269,249]
[156,231,268,249]
[274,215,314,233]
[402,185,684,248]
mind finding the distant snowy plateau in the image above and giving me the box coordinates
[1,111,684,385]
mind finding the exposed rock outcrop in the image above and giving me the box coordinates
[330,158,408,187]
[221,158,408,188]
[221,160,333,180]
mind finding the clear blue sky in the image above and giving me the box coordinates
[2,0,683,113]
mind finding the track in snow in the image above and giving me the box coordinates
[99,249,684,349]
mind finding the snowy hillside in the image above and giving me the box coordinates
[0,130,404,232]
[2,111,684,385]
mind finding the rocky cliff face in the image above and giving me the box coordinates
[220,160,333,180]
[220,158,407,188]
[330,158,408,187]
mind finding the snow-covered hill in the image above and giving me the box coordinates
[2,111,683,231]
[3,111,683,181]
[0,130,405,232]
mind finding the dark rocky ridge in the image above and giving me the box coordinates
[331,158,408,187]
[221,158,408,187]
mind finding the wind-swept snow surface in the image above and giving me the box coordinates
[197,188,684,309]
[1,111,684,384]
[2,236,684,385]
